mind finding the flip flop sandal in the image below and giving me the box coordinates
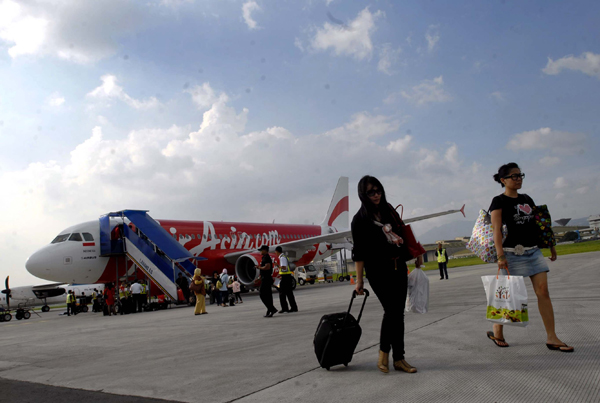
[546,343,574,353]
[487,331,509,348]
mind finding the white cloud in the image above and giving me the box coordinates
[47,92,65,107]
[539,156,560,166]
[386,135,412,154]
[425,25,440,52]
[506,127,586,155]
[87,75,161,110]
[554,177,568,189]
[490,91,505,102]
[294,37,305,52]
[0,0,144,64]
[401,76,451,106]
[377,43,401,75]
[576,186,589,195]
[242,1,261,30]
[185,82,220,109]
[323,112,402,141]
[543,52,600,79]
[309,7,383,61]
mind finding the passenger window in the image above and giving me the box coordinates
[68,233,83,242]
[51,234,70,244]
[82,233,94,241]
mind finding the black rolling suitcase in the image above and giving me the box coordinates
[314,289,369,370]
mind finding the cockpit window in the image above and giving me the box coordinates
[51,234,70,244]
[68,233,83,242]
[82,233,94,241]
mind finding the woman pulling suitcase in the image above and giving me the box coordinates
[351,175,421,374]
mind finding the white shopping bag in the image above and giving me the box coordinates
[406,267,429,314]
[481,270,528,327]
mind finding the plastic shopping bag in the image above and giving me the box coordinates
[406,267,429,314]
[481,270,528,327]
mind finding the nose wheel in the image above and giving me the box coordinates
[42,305,50,312]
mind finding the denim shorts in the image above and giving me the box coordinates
[501,248,549,278]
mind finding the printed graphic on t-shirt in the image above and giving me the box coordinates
[513,203,533,225]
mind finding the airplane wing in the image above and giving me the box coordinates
[224,205,465,263]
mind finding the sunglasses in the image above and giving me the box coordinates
[366,189,383,197]
[503,173,525,181]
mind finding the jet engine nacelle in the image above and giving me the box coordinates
[235,253,282,287]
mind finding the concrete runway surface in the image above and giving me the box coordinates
[1,252,599,402]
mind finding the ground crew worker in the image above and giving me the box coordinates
[66,290,76,316]
[92,289,99,312]
[256,245,278,317]
[141,282,148,307]
[436,243,449,280]
[119,283,127,315]
[275,246,298,313]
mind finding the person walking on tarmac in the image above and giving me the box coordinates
[104,283,115,316]
[191,268,207,315]
[118,283,128,315]
[176,273,190,304]
[92,288,100,313]
[140,281,148,308]
[231,276,243,304]
[275,246,298,313]
[66,290,77,316]
[352,175,420,374]
[210,272,221,306]
[130,280,143,313]
[218,269,230,308]
[256,245,278,317]
[436,243,449,280]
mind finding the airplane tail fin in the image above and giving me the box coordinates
[321,177,349,230]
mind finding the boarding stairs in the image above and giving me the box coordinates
[99,210,203,302]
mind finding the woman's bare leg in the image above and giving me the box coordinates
[530,272,572,349]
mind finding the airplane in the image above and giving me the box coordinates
[0,276,104,314]
[25,177,465,295]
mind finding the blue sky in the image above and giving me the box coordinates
[1,0,599,286]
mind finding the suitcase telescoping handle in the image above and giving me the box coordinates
[345,289,369,326]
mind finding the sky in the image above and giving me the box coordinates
[1,0,599,287]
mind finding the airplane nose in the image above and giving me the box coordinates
[25,247,51,280]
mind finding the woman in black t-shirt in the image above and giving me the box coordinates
[352,175,423,374]
[487,163,573,352]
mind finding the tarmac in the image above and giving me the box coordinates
[1,251,599,403]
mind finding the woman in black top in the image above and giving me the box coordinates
[352,175,422,373]
[488,163,573,352]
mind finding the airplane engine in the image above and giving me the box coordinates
[235,253,280,287]
[235,253,262,286]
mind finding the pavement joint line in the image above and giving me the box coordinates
[226,300,485,403]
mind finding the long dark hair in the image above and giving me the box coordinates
[357,175,391,220]
[493,162,520,188]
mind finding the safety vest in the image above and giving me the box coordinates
[437,248,447,263]
[279,254,292,275]
[92,292,97,300]
[67,294,75,304]
[141,284,147,295]
[119,289,126,299]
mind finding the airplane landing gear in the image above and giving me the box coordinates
[42,305,50,313]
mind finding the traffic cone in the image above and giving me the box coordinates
[350,276,355,285]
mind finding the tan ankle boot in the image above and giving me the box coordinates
[394,359,417,373]
[377,351,389,373]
